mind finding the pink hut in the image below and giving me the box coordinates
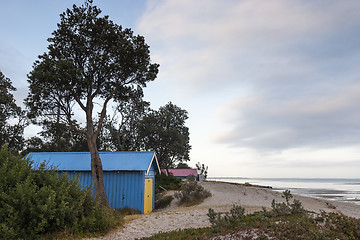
[161,168,197,178]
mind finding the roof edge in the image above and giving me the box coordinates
[147,152,161,175]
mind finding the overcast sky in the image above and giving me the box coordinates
[1,0,360,178]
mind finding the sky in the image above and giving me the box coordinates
[1,0,360,178]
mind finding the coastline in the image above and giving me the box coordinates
[86,181,360,240]
[208,177,360,206]
[197,181,360,218]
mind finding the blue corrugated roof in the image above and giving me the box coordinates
[26,151,159,172]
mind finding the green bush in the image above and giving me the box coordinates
[208,205,246,232]
[155,195,174,209]
[174,175,211,205]
[0,145,121,239]
[271,190,304,217]
[155,173,182,194]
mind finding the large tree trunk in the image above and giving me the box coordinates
[85,100,108,206]
[87,136,108,206]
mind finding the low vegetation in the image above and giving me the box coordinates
[155,195,174,209]
[269,189,304,217]
[155,173,182,194]
[142,190,360,240]
[155,174,212,209]
[0,145,122,239]
[174,175,212,206]
[154,173,182,209]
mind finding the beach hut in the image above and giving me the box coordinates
[161,168,197,179]
[27,151,160,214]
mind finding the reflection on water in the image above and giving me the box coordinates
[208,177,360,205]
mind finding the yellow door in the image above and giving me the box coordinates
[144,178,153,214]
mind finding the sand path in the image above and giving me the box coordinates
[85,181,360,240]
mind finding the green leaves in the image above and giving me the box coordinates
[174,175,212,205]
[25,0,159,206]
[26,0,159,137]
[0,145,120,239]
[138,102,191,169]
[207,205,246,232]
[0,72,26,153]
[271,190,304,217]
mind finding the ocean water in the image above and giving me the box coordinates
[207,177,360,205]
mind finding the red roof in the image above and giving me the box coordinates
[161,168,197,177]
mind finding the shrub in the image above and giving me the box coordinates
[0,145,121,239]
[207,191,305,233]
[155,173,182,194]
[174,175,211,205]
[207,205,246,232]
[271,190,304,217]
[142,193,360,240]
[155,195,174,209]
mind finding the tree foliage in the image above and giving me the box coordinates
[0,71,26,153]
[138,102,191,169]
[0,145,121,239]
[177,162,191,169]
[196,162,208,179]
[23,122,88,155]
[100,91,150,151]
[25,0,159,205]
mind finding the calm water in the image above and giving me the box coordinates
[208,177,360,205]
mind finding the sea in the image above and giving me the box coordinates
[207,177,360,205]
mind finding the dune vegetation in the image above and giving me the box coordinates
[0,145,123,239]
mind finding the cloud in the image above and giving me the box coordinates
[139,0,360,92]
[138,0,360,152]
[216,80,360,149]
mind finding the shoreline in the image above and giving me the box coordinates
[208,177,360,206]
[86,181,360,240]
[197,181,360,218]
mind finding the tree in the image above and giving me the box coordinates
[38,121,88,152]
[196,162,208,180]
[176,162,191,169]
[100,89,150,151]
[0,71,26,153]
[22,121,88,155]
[25,1,159,205]
[138,102,191,170]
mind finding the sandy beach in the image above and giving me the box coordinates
[86,181,360,240]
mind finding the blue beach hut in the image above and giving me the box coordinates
[27,151,160,214]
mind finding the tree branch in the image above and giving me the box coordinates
[73,94,87,111]
[94,89,116,138]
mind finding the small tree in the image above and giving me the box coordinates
[196,162,208,180]
[271,190,304,216]
[25,1,159,205]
